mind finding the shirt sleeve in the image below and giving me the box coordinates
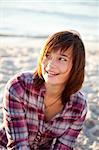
[3,74,31,150]
[53,98,87,150]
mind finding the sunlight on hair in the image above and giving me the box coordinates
[69,29,81,38]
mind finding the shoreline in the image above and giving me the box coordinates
[0,36,98,50]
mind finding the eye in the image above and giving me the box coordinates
[59,57,67,62]
[45,52,50,57]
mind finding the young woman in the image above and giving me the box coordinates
[0,30,87,150]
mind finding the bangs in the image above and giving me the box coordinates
[45,35,74,53]
[45,38,74,54]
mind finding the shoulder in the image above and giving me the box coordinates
[68,91,87,118]
[7,71,34,86]
[71,91,87,107]
[4,71,35,97]
[17,71,34,86]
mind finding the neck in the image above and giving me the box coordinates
[45,83,65,99]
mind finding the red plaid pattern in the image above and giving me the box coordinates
[0,72,87,150]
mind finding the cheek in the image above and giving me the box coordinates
[42,58,47,66]
[41,60,47,72]
[59,62,72,74]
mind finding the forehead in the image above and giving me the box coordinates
[47,46,72,56]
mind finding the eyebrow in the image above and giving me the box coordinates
[60,53,69,58]
[47,51,70,58]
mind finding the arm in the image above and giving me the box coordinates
[3,75,30,150]
[53,99,87,150]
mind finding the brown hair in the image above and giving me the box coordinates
[33,30,85,105]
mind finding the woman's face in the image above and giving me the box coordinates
[41,47,73,87]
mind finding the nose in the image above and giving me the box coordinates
[47,59,57,70]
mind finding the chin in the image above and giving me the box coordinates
[45,79,56,84]
[45,79,63,85]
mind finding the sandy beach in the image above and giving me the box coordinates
[0,36,99,150]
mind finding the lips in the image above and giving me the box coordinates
[46,70,59,76]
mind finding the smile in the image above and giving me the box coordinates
[46,71,59,76]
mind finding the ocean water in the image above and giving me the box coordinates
[0,0,99,42]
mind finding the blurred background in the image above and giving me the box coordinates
[0,0,98,42]
[0,0,99,149]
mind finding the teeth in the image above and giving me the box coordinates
[46,71,58,75]
[48,73,55,75]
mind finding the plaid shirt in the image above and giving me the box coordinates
[0,71,87,150]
